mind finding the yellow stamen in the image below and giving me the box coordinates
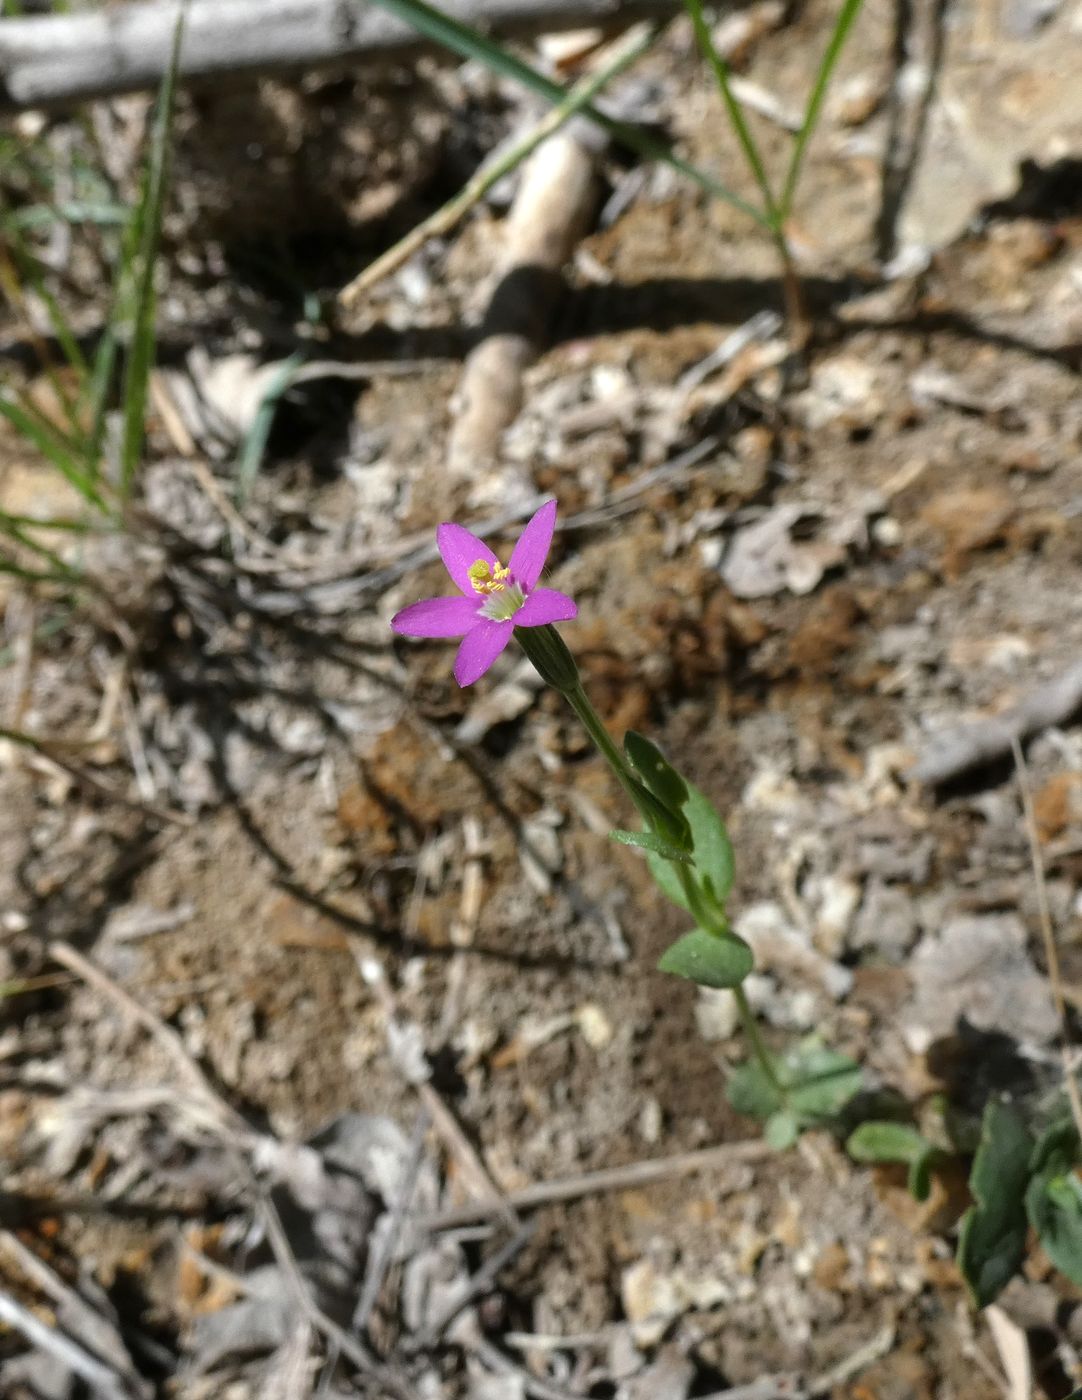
[468,558,511,595]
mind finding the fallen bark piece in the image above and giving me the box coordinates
[911,660,1082,786]
[0,0,677,111]
[447,126,599,474]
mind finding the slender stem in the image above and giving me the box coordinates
[733,986,784,1096]
[562,676,781,1097]
[683,0,780,226]
[778,0,867,222]
[775,235,810,348]
[564,683,642,808]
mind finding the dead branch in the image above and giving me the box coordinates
[0,1287,131,1400]
[911,659,1082,786]
[416,1137,773,1229]
[0,0,678,112]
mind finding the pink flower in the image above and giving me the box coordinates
[391,500,577,686]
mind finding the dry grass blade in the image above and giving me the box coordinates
[1011,737,1082,1141]
[0,1287,131,1400]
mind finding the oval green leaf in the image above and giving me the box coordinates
[656,927,752,989]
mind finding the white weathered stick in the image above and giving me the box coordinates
[911,659,1082,785]
[0,0,677,111]
[447,126,599,472]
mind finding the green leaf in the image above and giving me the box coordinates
[765,1110,800,1151]
[785,1045,863,1121]
[908,1153,934,1203]
[657,927,752,990]
[727,1060,783,1121]
[846,1121,938,1203]
[624,731,689,816]
[609,829,692,861]
[233,352,304,503]
[1026,1119,1082,1287]
[728,1039,862,1126]
[683,0,778,224]
[630,778,692,853]
[847,1121,933,1165]
[957,1100,1034,1307]
[647,782,735,912]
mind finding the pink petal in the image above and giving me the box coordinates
[437,522,498,595]
[508,499,557,589]
[391,595,480,638]
[454,619,513,686]
[512,588,577,627]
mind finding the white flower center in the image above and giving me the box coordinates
[479,582,525,621]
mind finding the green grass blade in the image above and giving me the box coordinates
[369,0,770,226]
[0,557,75,586]
[779,0,866,220]
[0,396,108,511]
[118,12,183,494]
[0,511,97,533]
[6,202,130,233]
[234,353,304,504]
[683,0,779,226]
[84,322,119,477]
[0,517,80,578]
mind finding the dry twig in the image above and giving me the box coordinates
[416,1137,773,1229]
[0,1286,131,1400]
[911,660,1082,786]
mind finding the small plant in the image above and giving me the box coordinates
[391,499,1082,1314]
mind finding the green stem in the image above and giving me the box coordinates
[564,682,644,813]
[537,643,781,1099]
[733,985,784,1097]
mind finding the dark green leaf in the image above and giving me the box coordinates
[624,731,689,815]
[957,1100,1034,1307]
[609,829,692,861]
[727,1060,783,1121]
[647,782,735,912]
[907,1152,934,1203]
[657,927,752,990]
[1026,1119,1082,1286]
[846,1121,937,1203]
[630,778,692,852]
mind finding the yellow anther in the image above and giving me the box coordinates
[468,558,510,595]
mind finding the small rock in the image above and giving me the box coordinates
[852,879,918,960]
[695,987,740,1042]
[904,913,1058,1051]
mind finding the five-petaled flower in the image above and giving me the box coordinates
[391,500,577,686]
